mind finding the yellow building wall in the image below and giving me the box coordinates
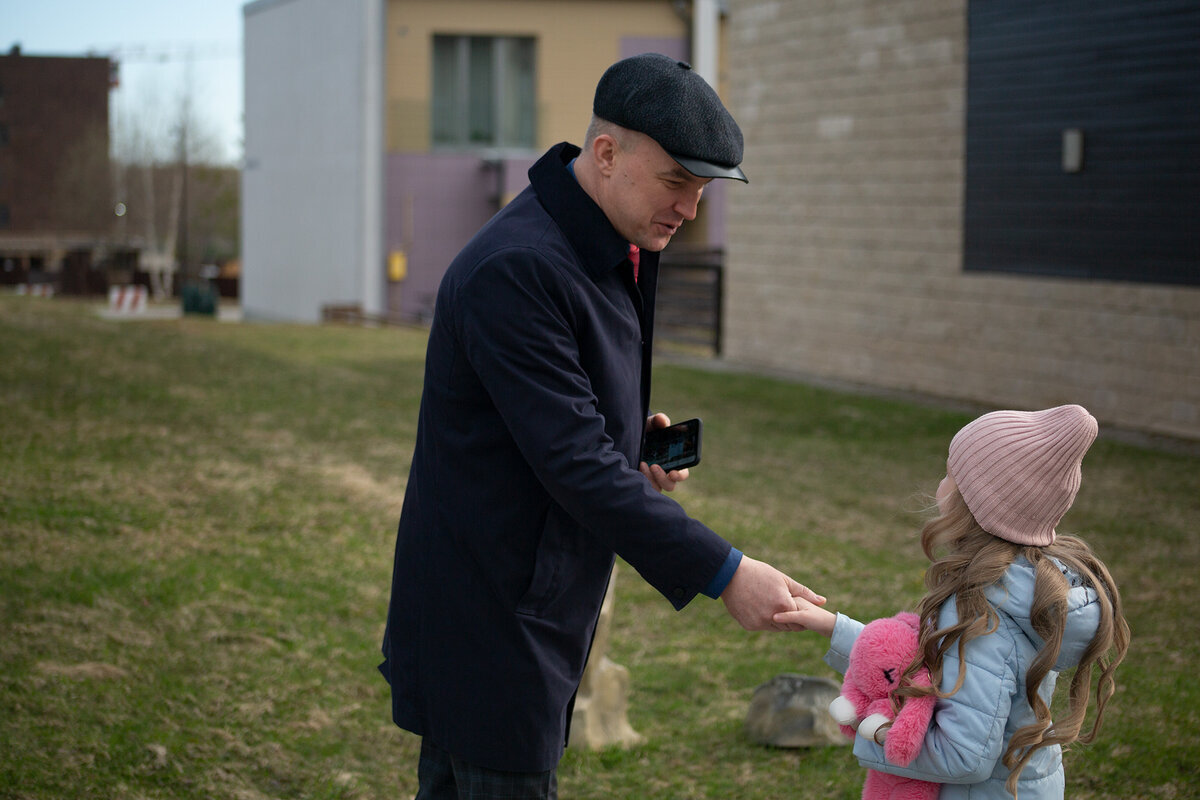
[386,0,688,152]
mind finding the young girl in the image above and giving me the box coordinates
[776,404,1130,799]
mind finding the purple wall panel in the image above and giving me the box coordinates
[700,178,728,248]
[503,155,538,199]
[619,37,688,62]
[385,153,538,320]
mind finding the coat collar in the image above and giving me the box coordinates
[528,142,632,281]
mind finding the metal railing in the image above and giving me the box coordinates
[655,247,723,357]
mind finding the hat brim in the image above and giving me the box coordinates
[669,153,748,183]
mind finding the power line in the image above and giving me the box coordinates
[102,42,241,63]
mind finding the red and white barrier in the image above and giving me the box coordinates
[108,285,148,314]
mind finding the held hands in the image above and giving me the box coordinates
[639,413,688,492]
[720,555,828,632]
[772,598,837,637]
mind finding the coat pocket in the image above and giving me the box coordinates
[515,506,579,617]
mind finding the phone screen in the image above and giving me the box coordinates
[642,418,702,471]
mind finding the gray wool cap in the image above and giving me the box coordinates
[593,52,748,182]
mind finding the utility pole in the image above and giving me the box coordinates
[174,58,213,315]
[178,107,189,299]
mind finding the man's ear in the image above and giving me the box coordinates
[590,133,618,176]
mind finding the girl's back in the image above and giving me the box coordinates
[923,555,1101,798]
[785,405,1129,800]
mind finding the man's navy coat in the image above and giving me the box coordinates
[379,143,732,772]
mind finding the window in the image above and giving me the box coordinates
[432,35,536,149]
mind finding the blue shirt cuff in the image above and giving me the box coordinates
[702,547,743,599]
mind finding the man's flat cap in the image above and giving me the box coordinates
[593,53,748,182]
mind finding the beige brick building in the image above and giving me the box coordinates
[722,0,1199,441]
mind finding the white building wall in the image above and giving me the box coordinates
[242,0,384,323]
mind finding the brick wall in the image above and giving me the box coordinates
[0,53,111,234]
[724,0,1199,441]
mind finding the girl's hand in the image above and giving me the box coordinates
[772,601,836,637]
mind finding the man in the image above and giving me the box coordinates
[380,53,826,799]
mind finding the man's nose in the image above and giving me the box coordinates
[676,188,702,220]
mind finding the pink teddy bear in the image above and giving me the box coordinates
[828,612,940,800]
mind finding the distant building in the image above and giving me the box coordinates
[0,47,118,292]
[242,0,730,324]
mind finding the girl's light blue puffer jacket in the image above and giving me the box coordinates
[824,556,1101,800]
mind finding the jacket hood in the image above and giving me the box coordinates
[985,556,1101,671]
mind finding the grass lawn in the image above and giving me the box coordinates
[1,295,1197,799]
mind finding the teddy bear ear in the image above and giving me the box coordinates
[895,611,920,631]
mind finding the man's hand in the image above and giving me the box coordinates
[639,412,689,492]
[639,460,688,492]
[720,555,827,631]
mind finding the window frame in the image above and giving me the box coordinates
[431,34,537,151]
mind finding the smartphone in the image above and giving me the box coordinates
[642,418,702,471]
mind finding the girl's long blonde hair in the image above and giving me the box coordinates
[897,487,1130,797]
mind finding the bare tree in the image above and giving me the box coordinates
[111,75,233,300]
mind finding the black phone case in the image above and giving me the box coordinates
[642,418,702,470]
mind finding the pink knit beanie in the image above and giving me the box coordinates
[946,404,1098,546]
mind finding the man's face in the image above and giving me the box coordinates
[605,134,712,252]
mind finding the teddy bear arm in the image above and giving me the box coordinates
[842,682,870,714]
[883,692,937,767]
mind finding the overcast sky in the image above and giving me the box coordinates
[4,0,247,164]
